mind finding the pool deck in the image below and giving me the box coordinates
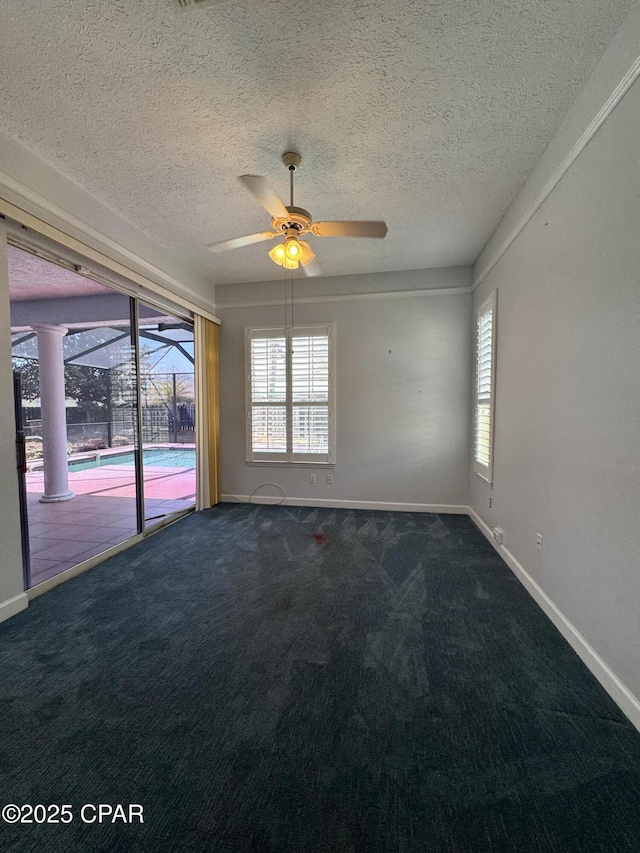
[25,444,195,587]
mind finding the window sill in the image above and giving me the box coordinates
[474,469,493,487]
[246,461,336,468]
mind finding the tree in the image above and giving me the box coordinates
[145,374,194,406]
[12,357,110,408]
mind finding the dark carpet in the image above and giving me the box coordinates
[0,504,639,852]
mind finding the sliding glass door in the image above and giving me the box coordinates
[137,303,196,528]
[8,243,197,588]
[9,251,140,586]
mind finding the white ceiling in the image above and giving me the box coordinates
[8,247,112,301]
[0,0,633,285]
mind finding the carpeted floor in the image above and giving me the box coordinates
[0,504,639,852]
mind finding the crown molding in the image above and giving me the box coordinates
[473,54,640,292]
[216,285,471,310]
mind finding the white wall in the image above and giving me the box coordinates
[0,224,29,620]
[470,62,640,703]
[217,267,472,510]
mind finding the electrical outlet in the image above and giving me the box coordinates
[326,474,334,484]
[536,533,543,553]
[309,474,316,484]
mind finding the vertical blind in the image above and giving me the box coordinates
[474,292,496,480]
[248,326,333,463]
[195,316,221,509]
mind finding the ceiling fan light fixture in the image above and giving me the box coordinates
[298,240,316,266]
[268,242,287,265]
[269,233,306,269]
[285,237,302,261]
[269,241,299,269]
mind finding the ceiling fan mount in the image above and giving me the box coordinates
[208,151,388,276]
[281,151,302,171]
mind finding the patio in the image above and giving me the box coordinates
[25,445,195,586]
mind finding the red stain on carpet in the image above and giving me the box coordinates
[313,532,329,547]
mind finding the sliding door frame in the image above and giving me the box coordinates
[1,207,220,595]
[130,297,146,535]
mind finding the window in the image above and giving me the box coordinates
[474,292,497,483]
[247,325,334,463]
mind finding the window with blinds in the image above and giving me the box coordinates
[474,292,496,482]
[247,325,334,463]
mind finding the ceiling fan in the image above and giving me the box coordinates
[208,152,388,277]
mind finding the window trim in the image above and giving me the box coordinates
[245,324,335,465]
[474,291,497,485]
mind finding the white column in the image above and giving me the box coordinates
[32,324,75,503]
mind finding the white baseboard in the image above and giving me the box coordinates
[0,592,28,624]
[222,495,469,514]
[468,508,640,733]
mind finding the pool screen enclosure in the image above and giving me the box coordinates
[9,246,197,588]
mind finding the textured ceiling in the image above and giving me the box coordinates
[0,0,633,285]
[8,247,111,301]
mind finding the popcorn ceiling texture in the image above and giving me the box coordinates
[0,0,634,284]
[7,248,111,302]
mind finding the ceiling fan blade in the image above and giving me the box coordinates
[207,231,276,253]
[238,175,289,218]
[311,221,388,238]
[302,256,323,277]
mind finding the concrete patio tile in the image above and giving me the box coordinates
[40,501,107,516]
[29,557,62,575]
[74,543,115,562]
[24,460,194,586]
[74,513,138,528]
[33,539,102,562]
[32,544,119,581]
[34,511,104,526]
[28,522,66,537]
[80,510,134,519]
[29,567,63,586]
[106,532,138,545]
[36,524,121,544]
[29,537,64,555]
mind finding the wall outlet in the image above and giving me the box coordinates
[326,474,334,484]
[492,526,504,545]
[536,532,543,553]
[309,474,316,484]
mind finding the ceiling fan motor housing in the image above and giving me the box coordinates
[272,206,312,234]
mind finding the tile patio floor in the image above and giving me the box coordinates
[25,448,195,587]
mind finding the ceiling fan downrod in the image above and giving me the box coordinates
[282,151,301,208]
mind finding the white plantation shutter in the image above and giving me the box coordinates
[249,329,287,460]
[247,325,334,463]
[292,331,330,459]
[474,292,496,481]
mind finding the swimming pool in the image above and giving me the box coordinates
[68,448,196,472]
